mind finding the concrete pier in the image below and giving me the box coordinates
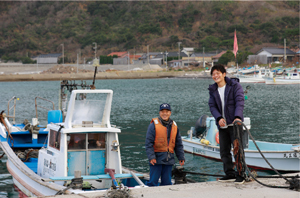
[44,173,299,198]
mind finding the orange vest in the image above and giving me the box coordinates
[151,118,177,153]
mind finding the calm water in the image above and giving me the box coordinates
[0,78,299,197]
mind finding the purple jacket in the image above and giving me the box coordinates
[208,77,244,128]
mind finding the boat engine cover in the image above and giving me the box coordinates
[193,115,208,137]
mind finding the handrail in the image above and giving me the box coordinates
[35,97,55,119]
[7,96,17,124]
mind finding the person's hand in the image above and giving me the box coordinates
[233,118,242,125]
[218,118,226,127]
[179,160,185,166]
[150,159,156,165]
[96,141,101,147]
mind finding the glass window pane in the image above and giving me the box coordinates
[88,133,106,149]
[49,129,61,150]
[68,134,86,150]
[72,93,108,126]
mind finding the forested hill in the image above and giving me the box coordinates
[0,1,299,62]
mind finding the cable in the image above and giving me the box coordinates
[233,120,299,190]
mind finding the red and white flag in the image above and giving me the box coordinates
[233,30,238,58]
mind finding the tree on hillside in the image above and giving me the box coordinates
[218,50,235,65]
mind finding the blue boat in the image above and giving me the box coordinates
[182,116,300,172]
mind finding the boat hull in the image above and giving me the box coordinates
[182,138,300,172]
[238,77,265,83]
[265,78,300,85]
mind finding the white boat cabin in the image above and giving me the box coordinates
[37,90,122,180]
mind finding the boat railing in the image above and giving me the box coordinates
[35,97,55,119]
[7,96,18,124]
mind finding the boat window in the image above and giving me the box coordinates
[88,133,106,149]
[49,129,61,150]
[68,134,86,150]
[71,93,108,127]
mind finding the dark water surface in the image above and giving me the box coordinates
[0,79,299,197]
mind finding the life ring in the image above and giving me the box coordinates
[215,131,219,144]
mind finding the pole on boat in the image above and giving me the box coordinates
[130,171,146,187]
[105,168,119,188]
[91,42,99,89]
[91,59,99,90]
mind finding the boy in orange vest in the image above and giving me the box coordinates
[145,103,185,186]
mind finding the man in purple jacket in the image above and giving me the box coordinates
[208,64,245,184]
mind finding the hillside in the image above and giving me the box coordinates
[0,1,299,63]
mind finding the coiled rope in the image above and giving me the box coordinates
[233,120,300,191]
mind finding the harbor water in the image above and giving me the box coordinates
[0,78,299,197]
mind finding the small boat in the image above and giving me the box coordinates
[226,67,238,74]
[264,69,300,85]
[234,68,271,83]
[238,65,260,75]
[234,74,265,83]
[181,115,300,172]
[0,80,149,197]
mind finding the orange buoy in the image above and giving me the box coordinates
[215,131,219,144]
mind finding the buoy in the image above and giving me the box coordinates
[200,139,210,145]
[245,95,248,100]
[215,131,219,144]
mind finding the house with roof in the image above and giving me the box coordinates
[256,47,296,63]
[110,51,142,65]
[190,52,217,63]
[182,57,196,67]
[211,51,227,63]
[182,48,194,56]
[167,60,182,68]
[32,53,62,64]
[107,51,128,57]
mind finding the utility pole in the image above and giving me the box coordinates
[61,43,64,64]
[128,51,129,70]
[284,39,286,63]
[93,42,97,59]
[177,42,181,61]
[37,55,38,72]
[77,53,78,73]
[147,45,149,65]
[203,47,205,68]
[166,51,168,70]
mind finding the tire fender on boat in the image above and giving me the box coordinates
[215,131,219,144]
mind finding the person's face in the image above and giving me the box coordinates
[211,69,226,84]
[159,109,171,121]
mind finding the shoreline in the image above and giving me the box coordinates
[0,71,213,82]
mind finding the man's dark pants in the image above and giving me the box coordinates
[219,126,236,176]
[147,164,173,186]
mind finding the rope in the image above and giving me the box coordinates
[0,111,14,146]
[233,120,299,190]
[182,170,299,179]
[55,177,83,195]
[0,153,5,159]
[233,124,246,179]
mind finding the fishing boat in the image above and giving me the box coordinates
[234,68,271,83]
[0,80,149,197]
[181,115,300,172]
[264,69,300,85]
[238,65,260,75]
